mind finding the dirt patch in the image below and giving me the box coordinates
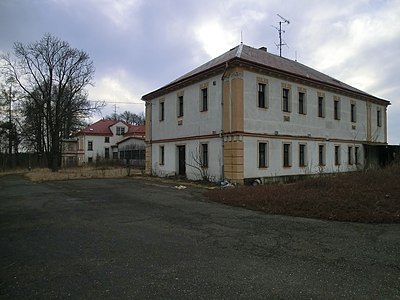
[207,165,400,223]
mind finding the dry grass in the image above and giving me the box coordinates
[23,166,143,182]
[207,165,400,223]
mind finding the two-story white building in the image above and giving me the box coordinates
[142,44,390,184]
[62,119,145,166]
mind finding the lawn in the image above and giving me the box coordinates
[207,164,400,223]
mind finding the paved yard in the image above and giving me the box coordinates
[0,175,399,299]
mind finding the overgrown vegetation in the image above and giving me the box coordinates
[207,165,400,223]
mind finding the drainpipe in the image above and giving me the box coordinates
[221,62,229,180]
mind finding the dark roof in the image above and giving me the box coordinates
[142,44,389,105]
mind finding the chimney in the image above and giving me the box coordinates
[259,46,267,52]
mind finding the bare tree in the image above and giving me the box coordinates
[1,34,103,171]
[106,110,145,125]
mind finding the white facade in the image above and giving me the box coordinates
[143,45,389,184]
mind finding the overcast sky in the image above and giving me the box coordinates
[1,0,399,143]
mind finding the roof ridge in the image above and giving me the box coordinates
[235,43,243,58]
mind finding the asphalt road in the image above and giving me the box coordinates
[0,175,399,299]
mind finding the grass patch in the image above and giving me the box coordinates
[207,165,400,223]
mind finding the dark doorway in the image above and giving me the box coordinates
[177,145,186,176]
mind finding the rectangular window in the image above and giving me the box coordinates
[116,127,125,135]
[282,88,290,112]
[298,92,306,115]
[258,142,268,168]
[258,83,266,108]
[177,95,184,117]
[334,146,340,165]
[318,96,325,118]
[88,141,93,151]
[334,100,340,120]
[104,137,110,143]
[105,147,110,159]
[159,101,165,121]
[201,88,208,112]
[355,146,359,165]
[348,146,353,165]
[201,143,208,168]
[318,144,325,166]
[351,103,356,122]
[377,109,382,127]
[299,144,306,167]
[113,151,118,159]
[283,143,291,167]
[160,146,165,165]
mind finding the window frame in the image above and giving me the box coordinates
[104,137,110,143]
[318,96,325,118]
[116,126,125,136]
[159,145,165,165]
[200,87,208,112]
[283,143,291,168]
[298,91,306,115]
[299,143,307,167]
[348,146,354,165]
[334,145,341,166]
[334,99,341,120]
[177,95,184,118]
[377,108,382,127]
[318,144,325,166]
[159,100,165,121]
[258,141,268,168]
[282,88,290,112]
[351,102,357,123]
[258,83,267,109]
[88,141,93,151]
[201,143,208,168]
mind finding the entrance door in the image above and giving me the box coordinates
[177,145,186,176]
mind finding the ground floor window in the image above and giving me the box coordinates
[258,142,268,168]
[283,143,291,167]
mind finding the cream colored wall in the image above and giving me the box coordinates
[150,74,223,141]
[242,71,384,143]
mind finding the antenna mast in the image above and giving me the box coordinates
[273,14,290,57]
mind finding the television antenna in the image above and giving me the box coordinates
[272,14,290,57]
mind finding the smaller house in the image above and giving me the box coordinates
[61,119,145,167]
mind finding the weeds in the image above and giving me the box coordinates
[207,165,400,223]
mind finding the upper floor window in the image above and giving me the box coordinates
[116,126,125,135]
[104,137,110,143]
[298,92,306,115]
[177,95,184,118]
[258,83,267,108]
[159,101,165,121]
[258,142,268,168]
[200,88,208,112]
[377,108,382,127]
[334,99,341,120]
[88,141,93,151]
[351,103,356,123]
[318,96,325,118]
[282,88,290,112]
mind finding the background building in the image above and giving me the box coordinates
[62,119,145,167]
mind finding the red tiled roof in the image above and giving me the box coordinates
[142,44,390,105]
[77,119,137,136]
[125,124,145,137]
